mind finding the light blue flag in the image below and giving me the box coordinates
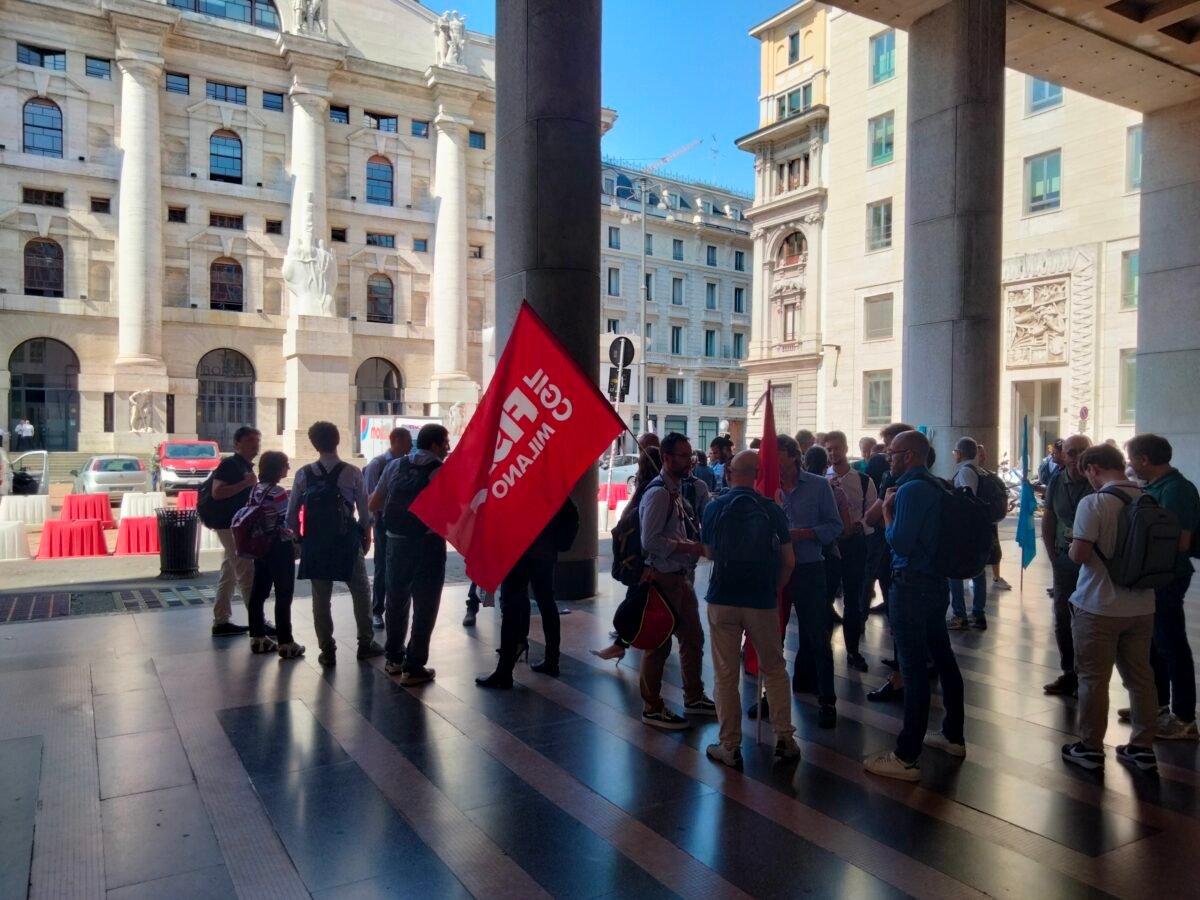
[1016,415,1038,569]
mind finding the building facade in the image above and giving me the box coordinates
[743,2,1143,464]
[597,160,753,451]
[1,0,496,456]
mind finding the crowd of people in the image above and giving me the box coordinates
[196,414,1197,781]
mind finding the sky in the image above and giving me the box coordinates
[430,0,794,196]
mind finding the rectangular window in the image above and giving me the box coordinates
[706,245,717,266]
[412,237,428,252]
[776,85,812,120]
[728,382,746,407]
[262,91,284,112]
[468,130,486,150]
[606,318,620,334]
[863,293,894,340]
[166,394,175,433]
[103,393,114,433]
[868,112,895,166]
[206,81,246,104]
[733,333,746,359]
[870,30,895,85]
[209,213,244,230]
[470,244,483,259]
[788,31,800,64]
[704,330,716,357]
[1028,77,1063,113]
[607,267,620,297]
[265,219,283,235]
[644,272,653,301]
[1120,350,1137,423]
[366,111,398,132]
[783,304,798,341]
[86,57,112,79]
[646,378,655,404]
[22,188,65,208]
[91,196,111,214]
[17,44,65,71]
[734,287,745,313]
[672,239,684,261]
[1121,250,1139,309]
[645,233,653,256]
[1127,125,1143,192]
[329,105,350,124]
[734,250,745,272]
[603,176,615,194]
[167,206,187,223]
[666,378,685,405]
[864,370,893,425]
[671,277,684,305]
[698,417,718,448]
[705,283,718,310]
[867,199,893,251]
[665,415,687,436]
[165,72,190,95]
[670,326,683,355]
[276,398,286,435]
[331,227,347,243]
[411,119,430,138]
[700,381,716,406]
[366,232,395,248]
[644,321,653,349]
[1025,149,1062,213]
[608,226,621,250]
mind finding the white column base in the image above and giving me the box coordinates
[283,315,352,459]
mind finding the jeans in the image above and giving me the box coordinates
[371,523,387,617]
[788,561,835,706]
[310,550,374,655]
[889,570,965,763]
[385,533,446,671]
[708,603,795,748]
[249,540,295,643]
[826,535,868,655]
[640,571,705,712]
[1050,552,1081,675]
[214,528,254,626]
[1073,608,1157,748]
[949,571,987,618]
[1152,572,1195,722]
[498,556,559,671]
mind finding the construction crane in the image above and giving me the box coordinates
[643,138,703,176]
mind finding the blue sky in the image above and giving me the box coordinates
[435,1,791,196]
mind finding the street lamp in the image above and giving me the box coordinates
[617,175,651,439]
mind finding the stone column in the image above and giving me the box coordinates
[901,0,1005,471]
[288,89,329,260]
[496,0,601,600]
[1138,98,1200,477]
[431,113,470,382]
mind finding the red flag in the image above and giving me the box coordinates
[411,302,625,591]
[746,382,782,677]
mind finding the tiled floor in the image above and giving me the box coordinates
[1,541,1198,899]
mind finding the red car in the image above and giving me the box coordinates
[158,440,221,494]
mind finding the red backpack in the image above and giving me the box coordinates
[612,582,676,650]
[231,485,279,560]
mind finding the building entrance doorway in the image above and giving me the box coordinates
[1012,379,1061,472]
[196,349,256,451]
[8,338,80,451]
[354,358,404,454]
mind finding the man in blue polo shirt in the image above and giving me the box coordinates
[864,429,966,781]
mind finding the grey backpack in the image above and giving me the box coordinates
[1094,487,1180,590]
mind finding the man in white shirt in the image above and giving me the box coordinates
[948,437,989,631]
[1061,443,1158,774]
[823,431,877,672]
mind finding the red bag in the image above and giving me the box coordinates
[612,582,676,651]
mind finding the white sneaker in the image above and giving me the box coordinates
[923,731,966,758]
[992,577,1012,591]
[864,751,921,781]
[706,742,743,767]
[1156,716,1200,741]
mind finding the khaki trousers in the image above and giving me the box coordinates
[640,572,705,711]
[214,528,254,625]
[1072,608,1157,749]
[708,602,796,748]
[310,551,375,655]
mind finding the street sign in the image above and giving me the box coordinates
[1079,405,1089,421]
[608,336,636,368]
[607,366,631,402]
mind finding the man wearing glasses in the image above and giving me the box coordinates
[1041,434,1093,697]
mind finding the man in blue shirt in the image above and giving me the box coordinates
[864,430,966,781]
[776,434,844,728]
[362,427,412,629]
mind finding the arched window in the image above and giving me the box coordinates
[168,0,280,30]
[210,258,244,311]
[24,239,64,297]
[209,130,242,184]
[9,338,80,451]
[354,358,403,451]
[777,231,808,267]
[366,156,393,206]
[23,98,63,158]
[196,349,256,450]
[366,274,394,324]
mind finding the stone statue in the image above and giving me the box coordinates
[283,192,337,316]
[128,389,153,433]
[434,11,467,69]
[293,0,327,35]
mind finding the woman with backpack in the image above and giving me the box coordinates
[244,451,305,659]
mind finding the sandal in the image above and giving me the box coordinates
[250,636,278,654]
[277,642,306,659]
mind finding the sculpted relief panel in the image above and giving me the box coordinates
[1006,277,1069,368]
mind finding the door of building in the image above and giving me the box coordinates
[8,338,80,451]
[1012,379,1061,471]
[196,349,256,451]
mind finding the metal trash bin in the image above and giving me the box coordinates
[157,508,201,579]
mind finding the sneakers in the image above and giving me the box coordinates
[992,577,1012,591]
[1116,744,1158,773]
[775,735,802,759]
[867,681,904,703]
[947,616,970,630]
[383,659,405,676]
[372,614,384,630]
[357,641,385,661]
[683,696,718,716]
[1043,673,1078,696]
[706,742,743,768]
[462,609,477,627]
[641,707,690,730]
[318,651,336,668]
[924,731,966,758]
[212,622,250,637]
[818,705,837,729]
[250,636,278,654]
[969,614,988,631]
[400,666,436,686]
[277,642,305,659]
[1061,741,1104,770]
[1156,716,1200,741]
[864,751,920,782]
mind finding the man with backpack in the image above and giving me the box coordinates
[1062,444,1166,773]
[702,450,801,766]
[864,430,966,781]
[948,437,995,631]
[1126,433,1199,741]
[823,431,878,672]
[368,423,451,686]
[363,427,413,630]
[287,421,383,668]
[202,426,261,637]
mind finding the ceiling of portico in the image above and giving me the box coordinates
[823,0,1200,111]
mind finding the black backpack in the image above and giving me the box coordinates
[919,474,993,580]
[382,458,441,537]
[611,488,651,587]
[301,462,355,540]
[708,491,781,598]
[197,467,249,530]
[970,464,1009,523]
[1094,487,1180,590]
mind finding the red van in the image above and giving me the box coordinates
[158,439,221,493]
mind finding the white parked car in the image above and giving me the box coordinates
[71,455,150,499]
[599,453,640,493]
[0,449,49,497]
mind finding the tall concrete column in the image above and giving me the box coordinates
[902,0,1005,470]
[287,89,329,252]
[114,55,164,368]
[496,0,601,600]
[1138,98,1200,477]
[431,115,470,381]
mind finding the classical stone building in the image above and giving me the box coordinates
[742,2,1142,463]
[1,0,496,455]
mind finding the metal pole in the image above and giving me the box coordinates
[638,177,648,440]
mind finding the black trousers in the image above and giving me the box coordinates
[249,540,295,643]
[371,522,386,617]
[826,534,868,655]
[498,557,559,672]
[1152,572,1195,722]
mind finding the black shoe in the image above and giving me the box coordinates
[462,609,477,627]
[1043,673,1078,696]
[818,705,837,728]
[318,651,336,668]
[530,660,560,677]
[867,681,904,703]
[847,652,869,672]
[1061,741,1104,770]
[264,622,277,637]
[882,657,899,670]
[748,696,770,720]
[969,615,988,631]
[1116,744,1158,773]
[212,622,250,637]
[475,670,514,689]
[357,641,385,660]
